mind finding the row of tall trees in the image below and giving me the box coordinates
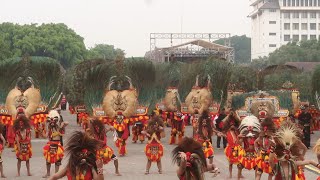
[0,23,124,68]
[215,35,251,64]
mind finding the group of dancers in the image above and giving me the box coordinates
[1,106,320,179]
[59,107,320,180]
[0,109,68,178]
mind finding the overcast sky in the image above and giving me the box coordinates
[0,0,251,57]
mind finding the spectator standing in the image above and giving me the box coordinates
[215,108,227,149]
[298,105,312,149]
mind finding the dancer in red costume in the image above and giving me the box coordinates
[254,117,276,180]
[220,110,241,178]
[195,111,216,164]
[172,137,217,180]
[43,110,65,178]
[131,115,147,143]
[48,131,104,180]
[88,119,121,176]
[13,115,32,176]
[237,116,261,179]
[143,116,164,175]
[169,112,184,145]
[113,112,129,156]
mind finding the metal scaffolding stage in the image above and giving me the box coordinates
[146,33,234,63]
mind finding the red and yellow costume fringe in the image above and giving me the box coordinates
[224,131,240,164]
[95,134,114,164]
[31,112,47,138]
[96,145,114,164]
[145,134,163,162]
[238,148,257,170]
[202,140,214,159]
[256,149,273,174]
[67,168,93,180]
[238,137,257,170]
[15,129,32,161]
[0,114,14,147]
[43,140,64,164]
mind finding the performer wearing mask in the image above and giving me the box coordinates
[43,110,65,178]
[143,116,164,175]
[172,137,218,180]
[113,112,130,156]
[270,121,320,180]
[13,115,32,176]
[48,131,104,180]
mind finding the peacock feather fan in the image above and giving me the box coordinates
[66,58,159,114]
[0,55,64,108]
[179,58,232,104]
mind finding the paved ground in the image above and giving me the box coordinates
[2,111,320,180]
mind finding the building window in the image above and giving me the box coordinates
[293,12,300,18]
[284,0,287,6]
[269,44,277,47]
[297,0,300,6]
[288,0,291,6]
[310,12,316,18]
[293,0,296,6]
[269,9,276,12]
[284,23,291,30]
[269,33,277,36]
[310,0,313,6]
[310,23,316,30]
[301,0,304,6]
[305,0,309,6]
[310,35,317,40]
[318,0,320,6]
[314,0,317,6]
[284,35,291,41]
[301,34,308,40]
[302,23,308,30]
[302,12,308,18]
[284,12,291,19]
[293,23,299,30]
[269,21,276,24]
[293,35,299,41]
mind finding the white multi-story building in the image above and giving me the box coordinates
[249,0,320,60]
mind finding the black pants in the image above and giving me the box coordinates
[61,103,66,110]
[303,126,310,148]
[217,136,227,148]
